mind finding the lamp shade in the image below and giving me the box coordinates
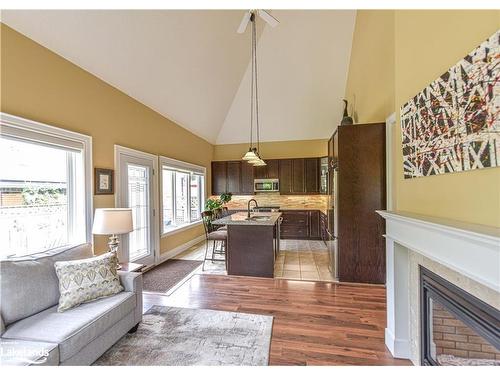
[92,208,133,235]
[242,149,259,161]
[253,158,267,166]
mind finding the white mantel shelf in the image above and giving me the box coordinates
[377,210,500,361]
[377,210,500,292]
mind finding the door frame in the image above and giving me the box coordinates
[385,112,396,212]
[114,145,160,265]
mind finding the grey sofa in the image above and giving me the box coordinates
[0,244,143,366]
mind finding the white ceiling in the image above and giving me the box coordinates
[2,10,356,145]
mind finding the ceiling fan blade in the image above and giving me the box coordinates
[258,10,279,28]
[237,11,251,34]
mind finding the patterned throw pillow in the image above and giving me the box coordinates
[54,252,123,312]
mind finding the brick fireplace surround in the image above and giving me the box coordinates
[377,211,500,365]
[432,303,499,361]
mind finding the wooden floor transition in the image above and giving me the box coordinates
[143,274,411,366]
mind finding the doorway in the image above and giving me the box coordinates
[115,145,159,266]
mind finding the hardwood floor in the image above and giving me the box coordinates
[143,274,411,366]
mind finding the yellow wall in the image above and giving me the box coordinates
[344,10,395,124]
[213,139,328,161]
[0,24,213,254]
[345,10,500,227]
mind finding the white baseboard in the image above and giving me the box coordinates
[385,328,411,360]
[158,234,205,264]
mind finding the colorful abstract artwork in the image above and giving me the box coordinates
[400,30,499,179]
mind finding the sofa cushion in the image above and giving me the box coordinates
[2,291,136,363]
[55,252,123,312]
[0,243,93,325]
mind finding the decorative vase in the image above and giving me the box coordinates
[340,99,354,126]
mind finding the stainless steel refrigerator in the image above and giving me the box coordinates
[326,149,338,280]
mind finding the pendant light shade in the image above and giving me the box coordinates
[242,148,259,161]
[253,158,267,166]
[240,11,271,166]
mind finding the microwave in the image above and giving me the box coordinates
[254,178,280,192]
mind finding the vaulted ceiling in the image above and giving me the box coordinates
[2,10,356,144]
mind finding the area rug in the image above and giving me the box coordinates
[142,259,202,293]
[94,305,273,366]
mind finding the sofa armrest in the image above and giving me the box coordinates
[118,271,143,325]
[118,271,143,293]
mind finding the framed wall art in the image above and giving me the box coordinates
[400,30,499,179]
[94,168,114,195]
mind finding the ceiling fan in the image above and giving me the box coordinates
[237,10,279,34]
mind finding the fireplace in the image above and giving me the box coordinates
[420,266,500,365]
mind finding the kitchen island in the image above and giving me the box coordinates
[211,211,281,278]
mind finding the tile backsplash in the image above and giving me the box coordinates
[209,194,328,212]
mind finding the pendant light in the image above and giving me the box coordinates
[241,11,266,167]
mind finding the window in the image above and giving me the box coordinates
[160,156,205,234]
[0,114,92,258]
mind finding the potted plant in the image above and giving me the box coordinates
[204,193,232,226]
[219,192,232,206]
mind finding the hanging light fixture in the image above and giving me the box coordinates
[240,10,269,167]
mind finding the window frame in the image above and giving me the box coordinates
[0,112,93,252]
[159,156,206,236]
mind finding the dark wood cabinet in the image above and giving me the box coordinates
[211,161,227,195]
[279,210,321,240]
[266,160,279,179]
[280,210,309,239]
[305,158,319,193]
[226,161,241,194]
[240,161,254,194]
[309,210,320,238]
[253,163,267,179]
[212,157,326,195]
[278,159,292,194]
[292,159,305,193]
[334,123,386,284]
[254,159,279,179]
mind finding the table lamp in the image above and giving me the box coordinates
[92,208,133,261]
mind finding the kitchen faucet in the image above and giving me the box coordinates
[247,199,259,218]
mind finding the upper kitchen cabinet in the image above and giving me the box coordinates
[226,161,241,194]
[278,159,292,194]
[305,158,319,193]
[240,160,254,194]
[292,158,305,193]
[254,159,279,179]
[211,161,227,195]
[212,157,326,195]
[266,160,279,179]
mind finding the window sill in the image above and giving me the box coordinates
[161,220,203,237]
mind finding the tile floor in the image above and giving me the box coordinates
[275,239,335,281]
[174,238,336,282]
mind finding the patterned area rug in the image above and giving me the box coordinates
[94,305,273,366]
[142,259,202,293]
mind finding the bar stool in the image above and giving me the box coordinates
[201,210,227,271]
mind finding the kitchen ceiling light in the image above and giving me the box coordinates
[253,159,267,166]
[240,10,277,166]
[242,147,259,161]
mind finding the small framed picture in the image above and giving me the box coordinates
[94,168,114,195]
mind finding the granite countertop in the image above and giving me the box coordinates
[228,206,329,215]
[212,212,282,226]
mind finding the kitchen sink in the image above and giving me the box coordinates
[246,215,271,222]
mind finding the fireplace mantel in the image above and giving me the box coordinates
[377,210,500,291]
[377,210,500,362]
